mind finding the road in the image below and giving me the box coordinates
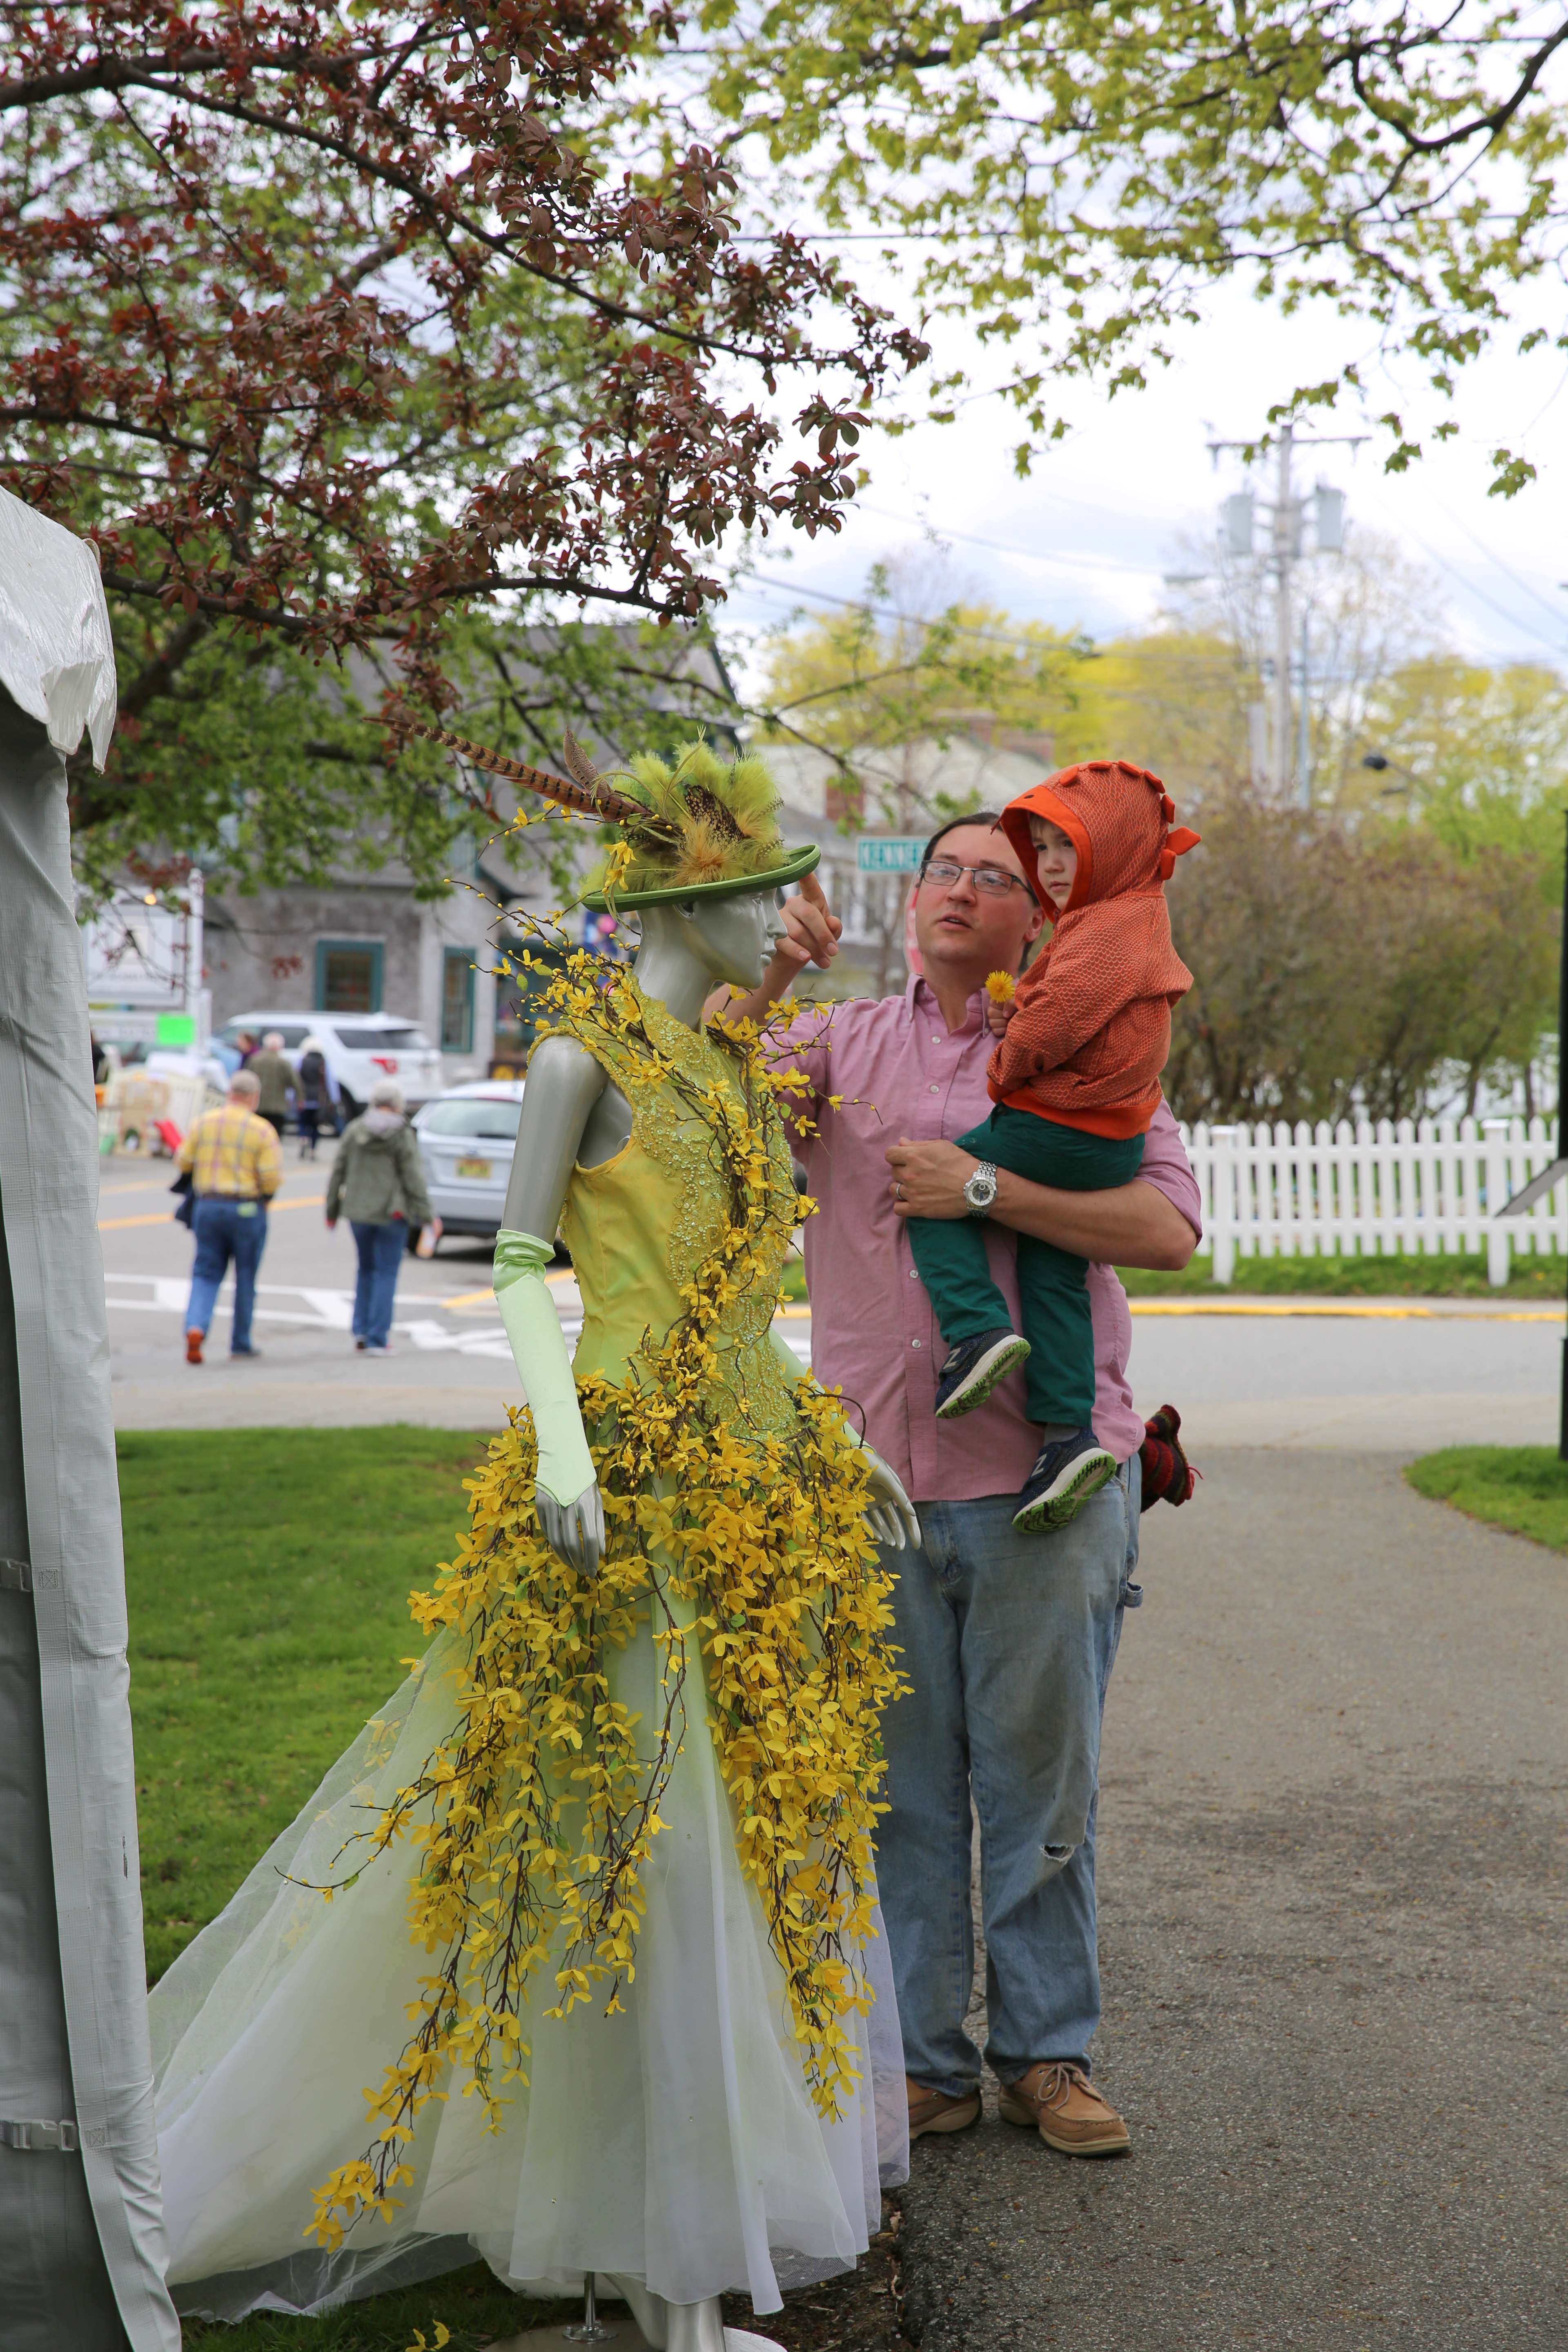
[99,1157,1561,1447]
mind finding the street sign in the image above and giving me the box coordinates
[855,836,926,874]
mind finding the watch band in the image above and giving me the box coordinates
[965,1160,999,1216]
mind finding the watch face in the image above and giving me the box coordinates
[967,1170,997,1207]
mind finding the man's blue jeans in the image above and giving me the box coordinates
[185,1198,268,1353]
[876,1458,1140,2094]
[350,1219,408,1348]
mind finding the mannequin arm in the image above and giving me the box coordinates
[497,1038,611,1571]
[768,1330,919,1551]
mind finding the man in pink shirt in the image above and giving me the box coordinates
[723,813,1201,2160]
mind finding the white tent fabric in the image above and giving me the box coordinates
[0,486,117,770]
[0,592,178,2336]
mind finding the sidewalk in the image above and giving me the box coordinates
[895,1449,1568,2350]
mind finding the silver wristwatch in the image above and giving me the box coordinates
[963,1160,999,1217]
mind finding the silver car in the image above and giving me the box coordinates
[413,1079,525,1238]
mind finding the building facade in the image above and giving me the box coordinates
[205,864,502,1084]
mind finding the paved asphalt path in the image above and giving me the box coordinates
[895,1450,1567,2352]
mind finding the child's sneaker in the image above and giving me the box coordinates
[1013,1429,1116,1532]
[934,1328,1031,1419]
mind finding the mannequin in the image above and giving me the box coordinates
[492,885,917,2352]
[505,888,918,1576]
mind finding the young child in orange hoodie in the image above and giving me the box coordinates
[905,759,1200,1533]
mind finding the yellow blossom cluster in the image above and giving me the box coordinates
[309,948,903,2249]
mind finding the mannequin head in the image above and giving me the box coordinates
[633,887,787,1013]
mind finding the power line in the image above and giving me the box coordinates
[739,570,1078,652]
[1419,487,1568,633]
[853,501,1167,580]
[735,571,1267,676]
[1361,487,1567,659]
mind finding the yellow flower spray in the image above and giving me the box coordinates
[307,951,904,2250]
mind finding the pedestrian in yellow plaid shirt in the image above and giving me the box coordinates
[176,1071,282,1364]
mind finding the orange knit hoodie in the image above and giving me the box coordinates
[987,760,1200,1138]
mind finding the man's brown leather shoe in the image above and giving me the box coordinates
[185,1328,204,1365]
[906,2077,981,2142]
[998,2062,1130,2156]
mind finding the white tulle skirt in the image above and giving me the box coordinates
[149,1617,908,2323]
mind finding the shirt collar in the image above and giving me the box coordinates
[911,973,985,1039]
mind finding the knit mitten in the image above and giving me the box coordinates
[1138,1402,1198,1512]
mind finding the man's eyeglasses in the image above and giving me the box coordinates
[919,857,1033,900]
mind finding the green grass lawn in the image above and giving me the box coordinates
[178,2264,568,2352]
[124,1425,586,2348]
[125,1426,490,1985]
[1405,1446,1568,1552]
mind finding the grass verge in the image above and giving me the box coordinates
[784,1247,1566,1302]
[1405,1446,1568,1553]
[1116,1252,1568,1300]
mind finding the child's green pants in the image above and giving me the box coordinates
[906,1106,1145,1428]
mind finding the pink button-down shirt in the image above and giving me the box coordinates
[773,977,1203,1501]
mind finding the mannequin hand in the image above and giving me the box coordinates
[860,1446,920,1551]
[536,1480,605,1573]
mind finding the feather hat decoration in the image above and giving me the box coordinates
[387,715,818,907]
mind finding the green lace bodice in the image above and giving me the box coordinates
[553,981,800,1438]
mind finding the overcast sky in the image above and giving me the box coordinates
[723,265,1568,676]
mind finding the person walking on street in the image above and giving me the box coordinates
[176,1069,282,1364]
[325,1079,438,1352]
[247,1030,300,1139]
[718,817,1203,2160]
[295,1036,338,1158]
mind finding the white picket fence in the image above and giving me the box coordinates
[1179,1116,1568,1285]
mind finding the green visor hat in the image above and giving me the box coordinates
[582,840,820,914]
[576,741,819,913]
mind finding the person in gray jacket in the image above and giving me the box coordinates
[324,1080,439,1352]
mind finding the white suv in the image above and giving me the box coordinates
[214,1011,445,1116]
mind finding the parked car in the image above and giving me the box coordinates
[412,1079,525,1239]
[214,1011,445,1116]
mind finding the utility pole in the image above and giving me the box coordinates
[1208,422,1368,803]
[1273,424,1295,805]
[1297,611,1312,809]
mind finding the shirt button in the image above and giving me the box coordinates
[929,1084,940,1094]
[909,1267,919,1279]
[911,1338,922,1349]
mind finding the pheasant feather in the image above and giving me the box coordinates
[385,718,682,847]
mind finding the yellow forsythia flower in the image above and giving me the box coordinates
[306,955,903,2249]
[985,970,1016,1004]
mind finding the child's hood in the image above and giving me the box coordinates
[997,760,1200,920]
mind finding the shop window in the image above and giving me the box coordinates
[315,940,383,1013]
[441,947,475,1053]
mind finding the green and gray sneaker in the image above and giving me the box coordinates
[934,1328,1031,1420]
[1013,1429,1117,1533]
